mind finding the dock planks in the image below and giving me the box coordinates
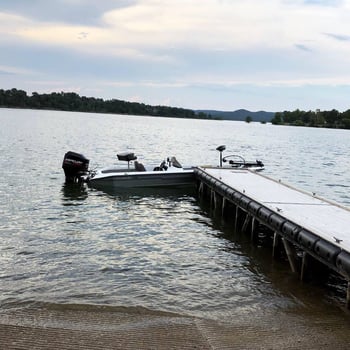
[198,167,350,252]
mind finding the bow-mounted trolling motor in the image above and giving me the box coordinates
[216,145,264,171]
[62,151,90,183]
[216,145,226,167]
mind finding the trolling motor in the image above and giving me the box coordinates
[216,145,226,167]
[222,154,264,169]
[216,145,264,170]
[62,151,90,183]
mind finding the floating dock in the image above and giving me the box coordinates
[194,166,350,307]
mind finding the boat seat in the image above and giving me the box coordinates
[117,152,137,162]
[134,161,146,171]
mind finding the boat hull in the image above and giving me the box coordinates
[88,169,195,189]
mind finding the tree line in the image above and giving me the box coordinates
[271,109,350,129]
[2,88,350,128]
[0,88,213,120]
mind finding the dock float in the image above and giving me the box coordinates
[194,166,350,307]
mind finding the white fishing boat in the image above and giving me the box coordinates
[62,151,194,189]
[61,145,263,190]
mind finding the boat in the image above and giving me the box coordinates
[61,146,264,190]
[62,151,195,189]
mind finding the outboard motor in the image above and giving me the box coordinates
[62,151,89,183]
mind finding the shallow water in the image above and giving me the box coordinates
[1,108,350,323]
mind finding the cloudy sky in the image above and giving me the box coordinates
[1,0,350,111]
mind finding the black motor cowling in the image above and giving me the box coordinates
[62,151,89,183]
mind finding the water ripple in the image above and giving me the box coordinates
[1,109,349,322]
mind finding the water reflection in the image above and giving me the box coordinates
[88,183,196,200]
[3,109,350,324]
[61,183,88,204]
[201,200,349,312]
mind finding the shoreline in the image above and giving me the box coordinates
[1,303,350,349]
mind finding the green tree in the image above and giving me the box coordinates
[271,112,282,125]
[342,118,350,129]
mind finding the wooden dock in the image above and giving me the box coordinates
[194,166,350,307]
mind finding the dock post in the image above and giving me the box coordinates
[234,206,239,232]
[272,232,280,258]
[282,238,298,273]
[242,213,251,233]
[347,281,350,310]
[210,189,218,212]
[216,193,223,214]
[300,251,308,281]
[212,191,222,215]
[221,197,226,218]
[251,218,258,242]
[198,181,203,198]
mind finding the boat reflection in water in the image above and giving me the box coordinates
[61,182,88,205]
[89,183,196,199]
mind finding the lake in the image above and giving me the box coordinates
[1,108,350,325]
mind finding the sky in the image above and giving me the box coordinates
[1,0,350,112]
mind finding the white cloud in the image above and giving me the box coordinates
[0,64,36,76]
[3,0,350,57]
[102,0,286,49]
[2,1,350,111]
[0,12,28,40]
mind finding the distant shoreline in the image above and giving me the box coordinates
[0,88,272,122]
[0,88,217,121]
[2,88,349,129]
[0,105,225,122]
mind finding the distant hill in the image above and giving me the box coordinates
[197,109,275,122]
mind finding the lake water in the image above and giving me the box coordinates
[1,108,350,324]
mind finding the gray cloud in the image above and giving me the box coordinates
[0,0,136,25]
[0,70,15,75]
[295,44,313,52]
[324,33,350,42]
[78,32,89,40]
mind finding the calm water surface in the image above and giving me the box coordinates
[1,108,350,322]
